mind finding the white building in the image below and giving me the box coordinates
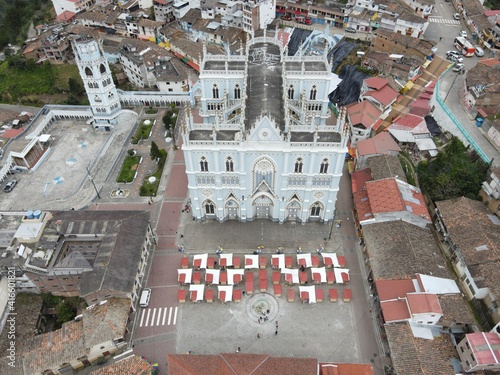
[72,36,122,128]
[181,33,347,223]
[51,0,96,17]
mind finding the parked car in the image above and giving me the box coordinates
[452,55,464,63]
[453,13,460,20]
[475,46,484,57]
[459,30,468,38]
[3,180,17,193]
[453,63,464,72]
[296,17,312,25]
[446,50,459,57]
[281,15,291,21]
[345,27,357,33]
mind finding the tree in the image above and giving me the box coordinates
[56,301,76,324]
[68,77,85,96]
[150,141,161,160]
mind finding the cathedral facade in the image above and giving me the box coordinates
[181,33,348,224]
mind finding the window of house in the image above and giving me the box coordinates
[234,84,241,99]
[212,84,219,99]
[288,85,294,99]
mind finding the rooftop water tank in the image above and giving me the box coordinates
[33,210,42,219]
[25,210,34,219]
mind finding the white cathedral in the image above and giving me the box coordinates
[181,32,348,224]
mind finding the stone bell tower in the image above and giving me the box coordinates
[72,36,121,129]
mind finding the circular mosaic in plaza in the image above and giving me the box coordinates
[246,292,279,324]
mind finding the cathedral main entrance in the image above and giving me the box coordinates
[253,195,273,219]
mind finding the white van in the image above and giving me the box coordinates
[139,288,151,308]
[475,46,484,57]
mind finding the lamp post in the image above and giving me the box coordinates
[327,209,336,241]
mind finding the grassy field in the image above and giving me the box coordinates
[0,60,82,104]
[117,155,141,183]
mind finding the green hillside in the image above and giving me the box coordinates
[0,0,53,50]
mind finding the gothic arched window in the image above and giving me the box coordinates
[234,84,241,99]
[100,63,106,74]
[85,67,93,77]
[200,157,209,172]
[294,158,303,173]
[288,85,294,99]
[212,84,219,99]
[204,200,215,214]
[319,158,329,174]
[310,202,322,216]
[226,157,234,172]
[310,85,317,100]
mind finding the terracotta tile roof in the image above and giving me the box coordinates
[409,99,430,117]
[381,299,411,322]
[167,353,318,374]
[376,279,415,301]
[391,114,427,133]
[318,362,374,374]
[138,18,164,28]
[364,77,388,90]
[353,190,373,221]
[434,197,499,273]
[363,221,451,280]
[90,355,152,374]
[468,261,500,302]
[466,332,500,365]
[466,60,500,94]
[356,132,401,156]
[363,85,399,107]
[406,293,442,315]
[373,28,435,55]
[437,294,475,325]
[367,155,406,182]
[385,322,457,375]
[351,168,373,193]
[82,298,130,349]
[364,178,430,220]
[22,320,86,374]
[346,100,382,129]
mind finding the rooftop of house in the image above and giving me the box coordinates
[376,279,416,301]
[385,322,458,375]
[466,332,500,365]
[362,221,451,280]
[356,132,401,157]
[89,355,152,374]
[363,84,399,107]
[367,154,406,182]
[351,168,373,194]
[466,59,500,94]
[407,293,442,315]
[364,178,430,220]
[373,28,435,57]
[390,114,427,132]
[167,353,318,374]
[435,197,500,298]
[346,100,382,129]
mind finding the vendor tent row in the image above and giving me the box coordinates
[177,253,352,304]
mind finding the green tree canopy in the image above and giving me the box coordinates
[417,136,489,201]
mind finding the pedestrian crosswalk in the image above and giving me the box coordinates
[428,17,460,25]
[139,306,178,327]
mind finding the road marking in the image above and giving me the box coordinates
[162,307,167,325]
[156,307,162,326]
[173,307,178,325]
[150,308,156,327]
[139,309,145,327]
[167,307,173,325]
[139,306,179,327]
[428,17,460,25]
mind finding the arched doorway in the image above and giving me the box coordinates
[253,195,273,219]
[225,199,239,219]
[286,200,301,220]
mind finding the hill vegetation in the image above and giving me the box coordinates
[0,0,53,50]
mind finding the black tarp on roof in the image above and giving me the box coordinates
[425,115,441,136]
[287,29,313,56]
[327,39,356,72]
[328,65,369,106]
